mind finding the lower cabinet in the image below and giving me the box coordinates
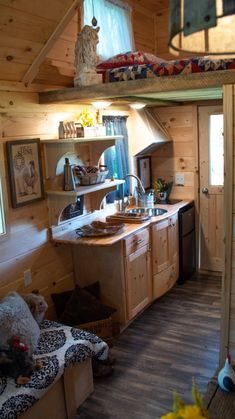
[123,229,152,321]
[72,226,152,327]
[71,214,179,327]
[152,213,179,300]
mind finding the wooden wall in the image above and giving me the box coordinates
[151,105,198,200]
[0,84,88,318]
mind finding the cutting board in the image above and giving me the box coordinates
[106,213,150,224]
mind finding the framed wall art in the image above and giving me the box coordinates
[137,156,152,190]
[6,138,44,208]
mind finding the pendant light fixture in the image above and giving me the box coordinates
[169,0,235,56]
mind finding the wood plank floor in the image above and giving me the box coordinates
[77,274,221,419]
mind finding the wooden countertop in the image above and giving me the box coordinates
[52,200,192,246]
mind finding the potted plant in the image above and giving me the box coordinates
[153,177,173,201]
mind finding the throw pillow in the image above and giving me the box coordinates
[0,292,40,355]
[59,285,116,326]
[97,50,166,70]
[51,281,101,319]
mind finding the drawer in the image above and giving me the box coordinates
[123,228,149,256]
[153,262,178,300]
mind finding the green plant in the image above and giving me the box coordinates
[153,178,173,193]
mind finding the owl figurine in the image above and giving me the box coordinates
[218,356,235,392]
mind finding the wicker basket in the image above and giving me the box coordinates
[77,316,113,346]
[75,170,109,186]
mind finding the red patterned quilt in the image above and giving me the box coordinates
[97,57,235,83]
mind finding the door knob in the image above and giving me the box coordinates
[202,187,209,194]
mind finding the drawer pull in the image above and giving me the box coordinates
[135,239,144,245]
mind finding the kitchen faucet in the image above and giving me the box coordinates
[121,174,146,211]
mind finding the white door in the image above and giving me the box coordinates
[198,106,224,272]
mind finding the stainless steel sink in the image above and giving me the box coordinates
[126,208,146,214]
[147,208,168,216]
[127,207,167,217]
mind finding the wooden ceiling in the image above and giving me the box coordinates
[0,0,169,88]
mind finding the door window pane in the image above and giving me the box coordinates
[209,114,224,186]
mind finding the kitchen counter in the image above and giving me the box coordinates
[52,200,192,246]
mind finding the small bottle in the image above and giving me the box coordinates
[63,157,75,191]
[58,121,65,139]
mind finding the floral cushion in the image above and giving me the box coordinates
[97,50,166,70]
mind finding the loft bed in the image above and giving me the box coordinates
[39,54,235,105]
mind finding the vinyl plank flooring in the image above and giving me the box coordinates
[77,274,221,419]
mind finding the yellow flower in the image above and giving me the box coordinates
[76,109,96,127]
[180,405,206,419]
[161,413,177,419]
[161,381,208,419]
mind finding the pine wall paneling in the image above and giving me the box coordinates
[35,1,157,86]
[150,105,198,201]
[0,86,88,317]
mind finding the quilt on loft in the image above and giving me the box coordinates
[0,320,108,419]
[97,54,235,83]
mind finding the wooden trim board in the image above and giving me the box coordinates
[220,84,234,364]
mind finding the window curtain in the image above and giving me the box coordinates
[103,116,130,201]
[83,0,135,60]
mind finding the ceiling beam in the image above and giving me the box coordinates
[39,69,235,104]
[21,0,82,86]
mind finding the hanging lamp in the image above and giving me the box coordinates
[169,0,235,56]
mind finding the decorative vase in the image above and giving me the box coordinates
[218,357,235,392]
[158,192,167,201]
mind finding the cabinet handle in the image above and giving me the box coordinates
[135,239,144,245]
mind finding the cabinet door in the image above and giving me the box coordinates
[152,219,171,275]
[125,244,151,321]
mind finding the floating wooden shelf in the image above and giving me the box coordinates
[41,136,122,178]
[46,179,124,198]
[41,136,124,226]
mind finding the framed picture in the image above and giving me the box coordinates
[6,139,44,208]
[137,156,151,190]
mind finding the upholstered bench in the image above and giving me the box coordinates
[0,320,108,419]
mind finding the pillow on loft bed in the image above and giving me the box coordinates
[97,50,166,70]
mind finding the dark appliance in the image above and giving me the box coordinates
[178,203,196,284]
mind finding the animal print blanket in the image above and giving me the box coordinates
[0,320,108,419]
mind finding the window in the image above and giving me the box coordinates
[103,115,130,201]
[83,0,134,60]
[209,114,224,186]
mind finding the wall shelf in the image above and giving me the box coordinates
[41,136,124,226]
[46,179,124,197]
[41,136,122,179]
